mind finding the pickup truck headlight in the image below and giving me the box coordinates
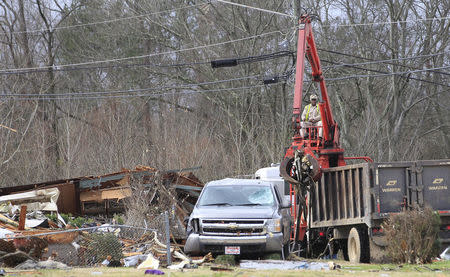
[187,218,199,235]
[192,218,199,233]
[266,219,282,233]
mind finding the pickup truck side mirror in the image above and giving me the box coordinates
[281,199,291,209]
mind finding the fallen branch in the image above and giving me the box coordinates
[0,250,37,262]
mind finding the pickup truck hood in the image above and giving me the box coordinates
[191,206,277,219]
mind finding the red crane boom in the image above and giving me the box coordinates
[280,15,346,244]
[281,15,345,182]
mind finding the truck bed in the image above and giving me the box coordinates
[309,159,450,228]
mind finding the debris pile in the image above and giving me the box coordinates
[0,166,203,220]
[0,166,205,269]
[116,231,213,270]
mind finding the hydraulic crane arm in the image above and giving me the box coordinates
[280,15,346,247]
[292,15,335,141]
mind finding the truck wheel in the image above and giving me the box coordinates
[347,227,369,263]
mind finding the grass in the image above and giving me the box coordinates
[214,254,236,266]
[341,259,450,272]
[2,260,449,276]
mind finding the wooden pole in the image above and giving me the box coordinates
[18,205,27,230]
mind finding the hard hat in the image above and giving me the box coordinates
[310,94,318,101]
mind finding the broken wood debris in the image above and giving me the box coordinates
[0,165,208,269]
[0,166,202,221]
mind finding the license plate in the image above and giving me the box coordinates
[225,246,240,255]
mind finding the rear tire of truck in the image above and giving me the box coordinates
[348,227,369,263]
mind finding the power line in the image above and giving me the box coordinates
[320,16,450,28]
[319,48,450,77]
[1,2,208,36]
[323,60,450,87]
[3,63,448,100]
[3,57,447,99]
[0,29,288,74]
[4,83,280,101]
[325,65,450,81]
[0,60,209,75]
[2,49,444,76]
[322,52,448,73]
[319,50,450,87]
[0,51,293,75]
[214,0,294,18]
[1,75,262,97]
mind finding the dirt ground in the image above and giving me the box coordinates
[1,260,449,277]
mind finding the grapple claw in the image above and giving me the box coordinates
[303,154,322,182]
[280,155,300,184]
[280,151,322,185]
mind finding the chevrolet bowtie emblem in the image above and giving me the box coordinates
[228,223,238,229]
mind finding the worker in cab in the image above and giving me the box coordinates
[301,94,322,139]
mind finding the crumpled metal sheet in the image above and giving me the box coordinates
[0,188,59,212]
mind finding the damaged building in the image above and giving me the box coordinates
[0,166,203,227]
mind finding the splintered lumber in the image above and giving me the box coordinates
[18,230,79,244]
[0,214,19,227]
[123,252,143,257]
[0,222,17,231]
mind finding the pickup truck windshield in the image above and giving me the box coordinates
[198,185,275,206]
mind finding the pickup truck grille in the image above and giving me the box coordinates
[203,228,264,234]
[200,219,266,236]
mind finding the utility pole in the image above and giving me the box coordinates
[294,0,301,19]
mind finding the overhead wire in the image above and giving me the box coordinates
[3,64,448,101]
[0,29,289,74]
[1,2,209,36]
[1,49,445,76]
[4,83,282,102]
[322,60,450,87]
[322,52,448,73]
[1,1,445,37]
[325,65,450,81]
[2,54,448,99]
[320,16,450,28]
[1,12,447,74]
[0,51,293,75]
[213,0,294,18]
[0,60,211,75]
[1,75,262,97]
[319,48,450,76]
[319,49,450,87]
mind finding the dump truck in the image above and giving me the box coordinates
[308,159,450,262]
[258,161,450,262]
